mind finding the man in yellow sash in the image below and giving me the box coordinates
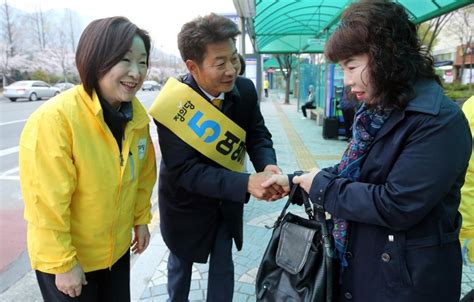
[149,13,283,302]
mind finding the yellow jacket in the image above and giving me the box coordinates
[19,85,157,274]
[461,95,474,262]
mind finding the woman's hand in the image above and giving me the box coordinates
[132,224,150,254]
[261,174,290,200]
[292,168,321,193]
[55,263,87,298]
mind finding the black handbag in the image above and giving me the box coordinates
[255,184,335,302]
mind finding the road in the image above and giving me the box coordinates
[0,90,159,293]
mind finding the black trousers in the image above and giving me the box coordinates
[167,220,234,302]
[35,251,130,302]
[301,102,316,118]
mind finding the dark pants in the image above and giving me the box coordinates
[341,108,355,138]
[167,221,234,302]
[36,251,130,302]
[461,289,474,302]
[301,102,316,118]
[264,89,268,97]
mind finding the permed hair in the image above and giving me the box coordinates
[324,0,439,109]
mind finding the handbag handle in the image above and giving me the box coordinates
[267,170,322,228]
[266,172,333,255]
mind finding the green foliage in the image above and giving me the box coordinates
[9,69,27,81]
[444,82,470,91]
[31,70,50,83]
[443,82,473,101]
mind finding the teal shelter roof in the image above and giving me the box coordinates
[234,0,473,54]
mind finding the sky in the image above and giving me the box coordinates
[8,0,239,56]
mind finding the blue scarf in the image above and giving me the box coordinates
[333,103,392,267]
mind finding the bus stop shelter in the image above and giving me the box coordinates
[234,0,472,54]
[232,0,472,136]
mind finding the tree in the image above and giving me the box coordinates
[447,5,473,85]
[30,5,50,50]
[64,9,79,53]
[31,69,49,82]
[418,13,453,52]
[1,0,15,56]
[275,54,295,104]
[0,0,16,86]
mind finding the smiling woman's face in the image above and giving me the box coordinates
[98,35,148,109]
[339,53,373,103]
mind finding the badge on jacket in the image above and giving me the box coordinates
[138,138,147,160]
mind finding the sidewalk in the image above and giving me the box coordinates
[1,92,473,301]
[132,92,474,301]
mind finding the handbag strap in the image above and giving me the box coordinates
[266,182,299,229]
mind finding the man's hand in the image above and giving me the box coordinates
[263,164,282,175]
[55,263,87,298]
[132,224,150,254]
[292,168,321,193]
[248,172,283,200]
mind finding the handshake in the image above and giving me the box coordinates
[247,165,321,201]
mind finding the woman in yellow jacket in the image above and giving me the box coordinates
[461,95,474,263]
[19,16,157,301]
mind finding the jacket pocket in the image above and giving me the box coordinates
[380,232,413,287]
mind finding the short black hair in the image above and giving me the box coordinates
[178,13,241,65]
[75,16,151,96]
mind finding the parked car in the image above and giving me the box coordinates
[53,82,75,92]
[3,80,60,102]
[141,80,160,91]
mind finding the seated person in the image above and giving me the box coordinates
[301,85,316,119]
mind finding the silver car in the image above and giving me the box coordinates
[53,82,75,92]
[3,80,60,102]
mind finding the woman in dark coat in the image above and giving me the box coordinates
[263,1,471,301]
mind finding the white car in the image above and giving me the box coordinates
[3,80,60,102]
[141,80,160,91]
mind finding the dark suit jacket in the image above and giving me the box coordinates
[155,74,276,263]
[309,79,471,301]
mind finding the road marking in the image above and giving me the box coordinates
[0,167,19,180]
[0,175,19,180]
[0,119,27,126]
[273,101,318,171]
[0,146,19,157]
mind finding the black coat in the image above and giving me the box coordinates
[155,75,276,263]
[309,79,471,302]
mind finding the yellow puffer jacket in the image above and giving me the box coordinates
[19,85,157,274]
[461,95,474,263]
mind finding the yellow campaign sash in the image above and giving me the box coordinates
[149,77,246,172]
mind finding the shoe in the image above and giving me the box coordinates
[301,117,307,119]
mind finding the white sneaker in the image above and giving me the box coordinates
[301,117,307,119]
